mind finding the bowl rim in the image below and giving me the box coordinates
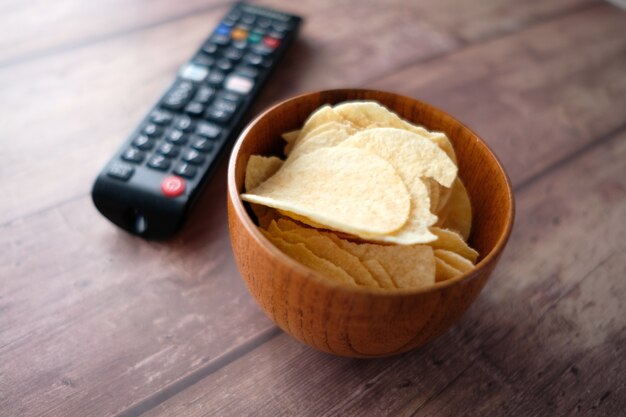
[228,88,515,297]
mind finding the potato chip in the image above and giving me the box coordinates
[434,249,474,273]
[289,126,354,160]
[267,220,380,287]
[333,101,457,163]
[342,128,457,187]
[260,230,356,286]
[244,155,284,192]
[331,237,435,289]
[437,178,472,240]
[362,259,396,289]
[255,206,280,229]
[435,258,461,282]
[333,101,408,131]
[428,227,478,263]
[339,127,458,244]
[242,101,478,291]
[282,130,300,155]
[242,147,411,237]
[295,105,345,141]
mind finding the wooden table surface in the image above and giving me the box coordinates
[2,0,625,416]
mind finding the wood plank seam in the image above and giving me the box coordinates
[114,327,282,417]
[407,250,621,416]
[0,1,232,70]
[357,0,601,87]
[512,120,626,193]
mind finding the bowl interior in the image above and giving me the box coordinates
[230,89,513,270]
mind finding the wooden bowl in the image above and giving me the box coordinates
[227,89,514,357]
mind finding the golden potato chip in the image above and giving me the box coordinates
[242,147,411,237]
[331,237,435,289]
[282,130,300,155]
[260,229,356,286]
[333,101,457,163]
[289,122,356,159]
[424,178,440,213]
[296,105,345,141]
[429,227,478,263]
[267,220,379,287]
[244,155,284,192]
[339,127,457,244]
[255,206,280,229]
[333,101,410,131]
[435,258,461,282]
[342,128,457,187]
[276,209,328,230]
[434,249,474,273]
[362,259,396,289]
[437,178,472,240]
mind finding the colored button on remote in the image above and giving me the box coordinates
[161,176,186,197]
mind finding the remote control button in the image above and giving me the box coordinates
[149,109,174,125]
[216,58,233,72]
[236,23,252,32]
[231,27,248,41]
[122,147,145,163]
[193,53,215,67]
[147,155,171,171]
[206,70,226,86]
[213,98,237,113]
[201,42,219,55]
[194,86,215,104]
[161,176,186,197]
[142,123,163,138]
[215,24,232,36]
[273,22,290,33]
[190,136,215,152]
[158,142,180,158]
[107,162,134,181]
[182,149,206,165]
[231,40,248,50]
[205,106,234,124]
[166,129,188,145]
[243,53,264,66]
[250,43,274,55]
[216,90,242,103]
[223,17,237,26]
[257,18,272,29]
[263,36,281,49]
[269,31,285,39]
[224,74,255,94]
[196,121,222,138]
[179,63,209,82]
[184,101,205,117]
[132,134,155,150]
[224,48,244,61]
[211,34,230,46]
[248,32,263,44]
[174,115,195,132]
[173,162,197,179]
[235,66,259,79]
[162,80,196,110]
[241,14,256,25]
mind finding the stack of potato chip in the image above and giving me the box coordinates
[241,101,477,289]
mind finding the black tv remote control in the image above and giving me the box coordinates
[92,2,302,239]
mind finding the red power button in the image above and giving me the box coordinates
[161,176,186,197]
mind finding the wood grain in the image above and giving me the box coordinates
[371,4,626,186]
[144,128,626,417]
[1,0,625,416]
[0,0,601,225]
